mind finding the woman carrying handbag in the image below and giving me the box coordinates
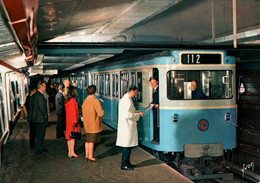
[65,86,81,158]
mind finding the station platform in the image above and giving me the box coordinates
[0,112,192,183]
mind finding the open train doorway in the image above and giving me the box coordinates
[150,68,159,144]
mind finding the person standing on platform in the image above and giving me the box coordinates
[65,87,80,158]
[82,85,104,162]
[72,81,79,100]
[28,81,48,154]
[49,83,57,111]
[116,85,144,171]
[55,83,66,139]
[149,76,159,144]
[25,86,37,148]
[63,80,71,97]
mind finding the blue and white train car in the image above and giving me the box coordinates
[73,50,236,168]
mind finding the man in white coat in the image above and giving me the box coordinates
[116,85,144,171]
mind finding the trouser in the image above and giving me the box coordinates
[153,108,159,141]
[29,122,36,147]
[121,147,133,167]
[56,114,65,138]
[35,121,48,152]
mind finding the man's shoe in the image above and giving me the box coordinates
[29,144,36,149]
[36,148,48,154]
[121,166,134,171]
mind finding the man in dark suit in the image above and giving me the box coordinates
[191,80,208,99]
[55,83,65,139]
[28,81,48,154]
[149,76,159,144]
[25,86,37,148]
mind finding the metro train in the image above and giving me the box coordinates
[53,50,237,176]
[0,65,28,165]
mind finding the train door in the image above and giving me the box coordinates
[150,68,160,143]
[136,71,146,141]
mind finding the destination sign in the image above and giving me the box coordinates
[181,53,221,64]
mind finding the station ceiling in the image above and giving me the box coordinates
[0,0,260,74]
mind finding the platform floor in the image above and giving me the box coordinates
[0,112,192,183]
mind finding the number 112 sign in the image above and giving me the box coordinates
[181,53,221,64]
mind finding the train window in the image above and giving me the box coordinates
[0,87,5,136]
[85,75,88,88]
[78,79,82,89]
[167,70,233,100]
[105,73,110,96]
[91,74,94,86]
[112,73,119,98]
[15,81,21,107]
[121,72,129,97]
[94,74,99,93]
[9,88,15,119]
[130,72,136,85]
[137,72,142,102]
[99,74,104,95]
[10,81,17,114]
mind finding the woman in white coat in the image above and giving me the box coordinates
[116,85,144,171]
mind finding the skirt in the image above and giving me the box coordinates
[86,133,100,143]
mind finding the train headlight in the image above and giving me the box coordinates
[172,113,179,124]
[225,112,231,122]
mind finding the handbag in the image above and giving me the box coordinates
[69,124,81,140]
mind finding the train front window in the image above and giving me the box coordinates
[167,70,233,100]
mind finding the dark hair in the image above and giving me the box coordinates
[149,76,158,82]
[29,85,36,93]
[127,85,138,92]
[191,80,198,84]
[64,86,76,103]
[86,85,96,95]
[58,83,65,90]
[37,81,46,89]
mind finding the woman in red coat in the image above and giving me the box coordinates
[65,87,81,158]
